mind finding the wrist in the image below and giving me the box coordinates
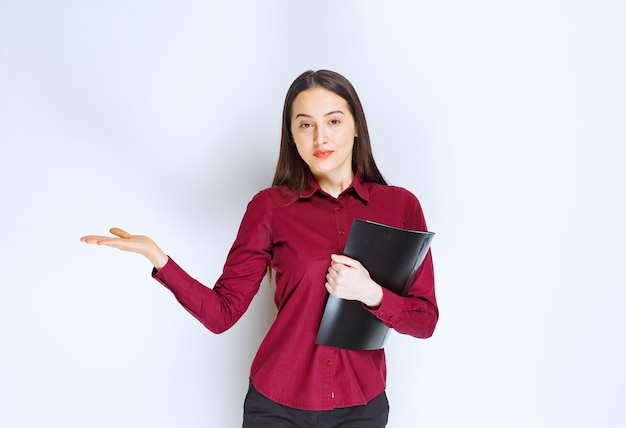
[147,245,169,270]
[364,282,383,309]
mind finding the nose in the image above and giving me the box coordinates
[314,127,327,145]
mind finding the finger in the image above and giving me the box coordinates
[326,270,336,285]
[327,263,343,280]
[80,235,114,243]
[325,282,335,295]
[330,254,361,268]
[91,238,135,251]
[110,227,132,239]
[329,261,349,277]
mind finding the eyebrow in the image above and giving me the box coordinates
[294,110,346,119]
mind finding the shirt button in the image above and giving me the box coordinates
[338,230,345,236]
[335,206,343,212]
[324,360,332,367]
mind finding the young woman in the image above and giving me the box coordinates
[81,70,438,427]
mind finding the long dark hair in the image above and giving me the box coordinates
[272,70,386,192]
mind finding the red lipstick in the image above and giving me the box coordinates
[314,150,333,158]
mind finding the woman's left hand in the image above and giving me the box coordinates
[325,254,383,309]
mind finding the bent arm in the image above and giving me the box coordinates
[366,250,438,338]
[364,190,439,338]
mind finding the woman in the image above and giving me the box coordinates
[81,70,438,427]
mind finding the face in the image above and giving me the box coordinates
[290,87,358,187]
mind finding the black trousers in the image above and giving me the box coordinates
[242,381,389,428]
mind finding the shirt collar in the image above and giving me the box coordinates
[299,173,370,202]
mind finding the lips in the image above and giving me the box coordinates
[313,150,333,159]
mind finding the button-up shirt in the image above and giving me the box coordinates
[153,175,437,410]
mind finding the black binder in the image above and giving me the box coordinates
[315,219,435,350]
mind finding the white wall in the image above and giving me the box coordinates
[1,1,624,427]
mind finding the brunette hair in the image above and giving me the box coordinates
[272,70,386,192]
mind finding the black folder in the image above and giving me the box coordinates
[315,219,435,350]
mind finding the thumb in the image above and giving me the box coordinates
[110,227,132,239]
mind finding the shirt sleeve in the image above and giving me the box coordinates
[152,191,273,334]
[366,190,438,338]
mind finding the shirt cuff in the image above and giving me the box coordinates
[151,257,195,294]
[365,287,405,327]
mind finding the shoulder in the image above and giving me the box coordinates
[248,186,298,209]
[367,182,427,229]
[367,182,421,206]
[241,187,298,233]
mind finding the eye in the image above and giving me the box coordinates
[299,122,312,129]
[329,118,341,126]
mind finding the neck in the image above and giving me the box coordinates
[315,172,355,198]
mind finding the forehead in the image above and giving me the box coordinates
[291,87,351,116]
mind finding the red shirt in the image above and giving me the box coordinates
[153,175,438,410]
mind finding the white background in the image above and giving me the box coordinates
[1,1,625,427]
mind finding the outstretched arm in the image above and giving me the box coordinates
[80,227,169,270]
[80,190,273,334]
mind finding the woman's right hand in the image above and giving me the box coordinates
[80,227,169,270]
